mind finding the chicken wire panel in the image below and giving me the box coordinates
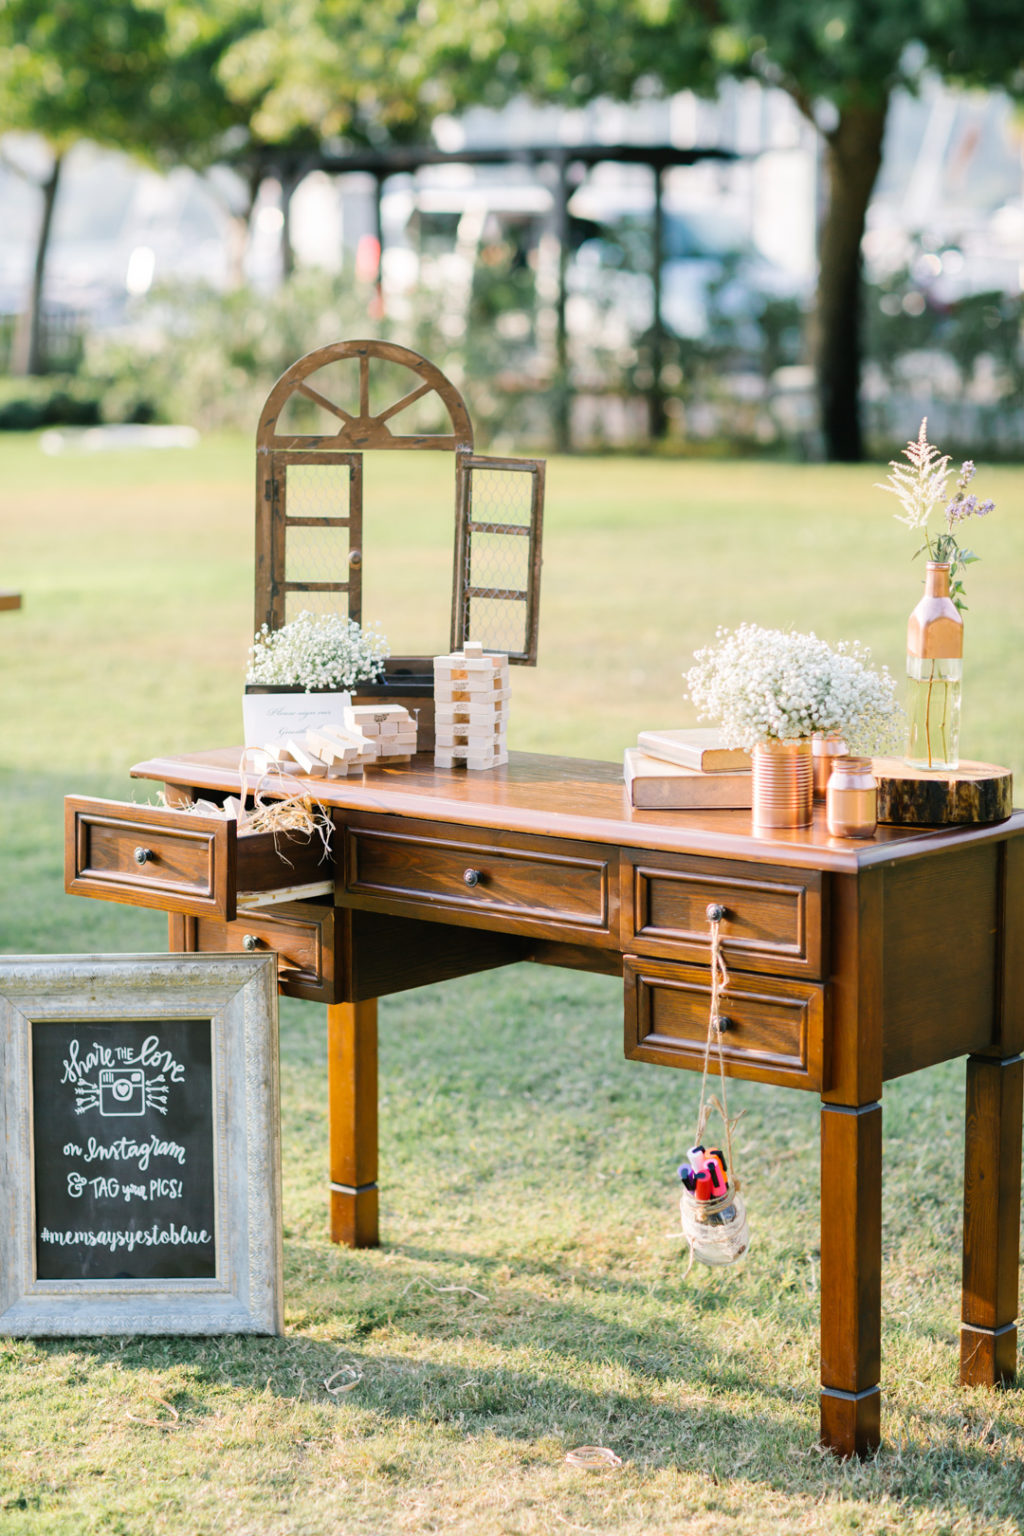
[283,588,351,624]
[279,458,361,625]
[456,458,543,664]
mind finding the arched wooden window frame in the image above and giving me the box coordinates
[254,339,543,669]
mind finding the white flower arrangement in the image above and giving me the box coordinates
[685,624,903,755]
[246,611,390,691]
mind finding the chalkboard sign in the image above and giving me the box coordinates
[32,1017,216,1283]
[0,954,282,1336]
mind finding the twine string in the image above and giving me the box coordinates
[236,748,334,861]
[692,907,739,1186]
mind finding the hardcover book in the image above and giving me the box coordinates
[623,748,753,810]
[636,728,750,773]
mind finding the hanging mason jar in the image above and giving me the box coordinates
[906,561,963,772]
[679,1182,750,1266]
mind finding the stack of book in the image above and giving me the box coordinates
[623,728,752,810]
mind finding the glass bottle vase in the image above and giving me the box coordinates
[905,561,963,772]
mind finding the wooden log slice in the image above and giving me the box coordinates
[873,758,1013,826]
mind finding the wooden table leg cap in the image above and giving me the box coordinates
[820,1386,881,1459]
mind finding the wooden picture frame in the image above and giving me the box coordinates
[0,953,283,1336]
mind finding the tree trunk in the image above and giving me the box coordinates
[280,173,296,282]
[813,98,889,461]
[12,150,64,377]
[207,162,263,289]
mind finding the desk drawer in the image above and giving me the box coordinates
[170,904,336,1003]
[65,796,332,922]
[342,814,617,946]
[623,851,824,980]
[624,955,826,1090]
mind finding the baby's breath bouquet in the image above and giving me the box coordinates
[685,624,902,755]
[246,611,390,691]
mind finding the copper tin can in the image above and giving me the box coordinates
[752,740,813,829]
[826,756,877,839]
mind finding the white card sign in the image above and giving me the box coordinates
[242,691,352,747]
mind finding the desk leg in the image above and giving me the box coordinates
[961,1053,1023,1385]
[820,1101,882,1457]
[327,999,379,1247]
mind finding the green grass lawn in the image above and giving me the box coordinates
[3,432,1024,1535]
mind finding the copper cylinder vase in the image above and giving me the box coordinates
[752,740,813,829]
[812,731,847,799]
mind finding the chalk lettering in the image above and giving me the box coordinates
[60,1038,114,1085]
[137,1035,186,1083]
[149,1178,183,1200]
[83,1134,187,1171]
[39,1222,213,1254]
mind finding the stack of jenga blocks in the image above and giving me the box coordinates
[345,704,418,765]
[433,641,509,770]
[253,704,417,778]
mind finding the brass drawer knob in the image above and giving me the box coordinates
[134,846,152,865]
[463,868,481,887]
[242,934,262,951]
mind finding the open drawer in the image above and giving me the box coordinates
[64,796,333,921]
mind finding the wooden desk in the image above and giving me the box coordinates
[66,749,1024,1458]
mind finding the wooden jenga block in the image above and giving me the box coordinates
[249,749,289,775]
[306,730,360,767]
[264,740,301,765]
[317,723,376,764]
[285,738,328,777]
[345,704,414,733]
[317,721,368,747]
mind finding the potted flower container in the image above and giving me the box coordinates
[243,612,437,750]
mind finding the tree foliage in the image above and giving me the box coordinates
[213,0,435,149]
[0,0,253,370]
[0,0,448,368]
[427,0,1024,459]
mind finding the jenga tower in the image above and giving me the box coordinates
[433,641,509,770]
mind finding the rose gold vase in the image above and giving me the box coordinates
[752,740,813,829]
[825,755,877,839]
[812,731,847,799]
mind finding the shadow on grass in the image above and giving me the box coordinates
[20,1326,1024,1524]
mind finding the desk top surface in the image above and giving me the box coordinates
[131,748,1024,875]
